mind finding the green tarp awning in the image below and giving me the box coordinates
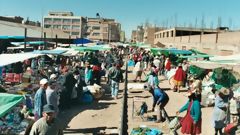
[0,93,24,117]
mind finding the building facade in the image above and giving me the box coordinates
[143,26,163,45]
[154,27,240,55]
[120,31,126,43]
[43,12,87,38]
[86,18,121,42]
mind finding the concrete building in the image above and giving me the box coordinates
[131,30,137,42]
[154,27,240,55]
[43,11,87,38]
[0,16,41,27]
[0,20,69,38]
[143,26,163,45]
[86,18,121,42]
[120,31,126,43]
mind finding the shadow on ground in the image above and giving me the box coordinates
[63,126,118,134]
[59,81,121,134]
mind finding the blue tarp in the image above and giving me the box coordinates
[33,50,67,55]
[73,38,93,45]
[0,36,25,39]
[165,48,192,55]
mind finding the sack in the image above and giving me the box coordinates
[169,117,181,130]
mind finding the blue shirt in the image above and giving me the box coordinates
[153,88,169,104]
[34,88,47,118]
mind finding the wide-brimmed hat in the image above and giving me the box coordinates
[219,87,230,95]
[50,74,57,80]
[43,104,55,113]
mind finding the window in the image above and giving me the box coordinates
[72,26,80,30]
[44,18,52,24]
[72,19,80,24]
[92,26,100,30]
[92,33,100,36]
[53,25,61,29]
[63,19,71,24]
[71,32,79,35]
[62,25,70,30]
[53,19,61,24]
[44,25,51,28]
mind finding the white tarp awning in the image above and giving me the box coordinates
[54,47,79,56]
[0,53,42,67]
[210,54,240,61]
[190,60,240,73]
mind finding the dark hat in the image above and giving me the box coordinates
[48,80,56,86]
[73,70,80,75]
[43,104,55,113]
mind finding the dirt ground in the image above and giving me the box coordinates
[59,67,215,135]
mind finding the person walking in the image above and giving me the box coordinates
[108,63,123,99]
[148,87,169,123]
[176,90,202,135]
[34,78,48,120]
[46,80,59,116]
[212,87,232,135]
[30,104,62,135]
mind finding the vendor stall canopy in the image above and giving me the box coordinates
[11,41,45,46]
[0,93,24,117]
[73,38,93,45]
[0,36,25,39]
[151,48,192,56]
[0,53,43,67]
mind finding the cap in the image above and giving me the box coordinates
[50,74,57,80]
[219,87,230,95]
[40,78,48,85]
[43,104,55,113]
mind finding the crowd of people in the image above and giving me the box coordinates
[128,47,239,135]
[0,45,239,134]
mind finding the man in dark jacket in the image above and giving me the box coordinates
[108,63,123,99]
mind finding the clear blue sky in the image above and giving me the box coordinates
[0,0,240,39]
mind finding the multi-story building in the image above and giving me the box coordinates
[153,27,240,55]
[120,31,126,43]
[86,18,120,42]
[131,30,137,43]
[131,25,144,43]
[143,26,163,45]
[43,11,87,38]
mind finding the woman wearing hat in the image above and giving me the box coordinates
[212,87,232,135]
[176,90,202,135]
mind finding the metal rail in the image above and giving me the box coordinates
[119,61,128,135]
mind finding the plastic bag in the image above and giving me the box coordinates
[169,116,181,130]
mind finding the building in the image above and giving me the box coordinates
[43,11,87,38]
[0,20,69,38]
[0,16,41,27]
[86,18,121,42]
[131,30,137,43]
[44,12,121,42]
[143,26,163,45]
[154,27,240,55]
[120,31,126,43]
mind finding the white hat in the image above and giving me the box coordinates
[40,78,48,85]
[50,74,57,80]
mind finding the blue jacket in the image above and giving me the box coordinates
[152,88,169,106]
[34,88,47,118]
[179,100,201,123]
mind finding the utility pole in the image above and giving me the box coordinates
[24,28,27,52]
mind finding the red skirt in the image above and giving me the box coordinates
[180,108,201,134]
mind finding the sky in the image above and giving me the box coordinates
[0,0,240,39]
